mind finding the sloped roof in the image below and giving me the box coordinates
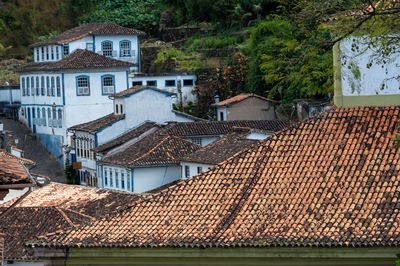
[19,49,132,73]
[0,183,142,261]
[0,150,33,186]
[30,22,145,47]
[162,120,287,136]
[99,134,201,167]
[180,128,259,165]
[32,105,400,248]
[110,86,175,98]
[68,113,124,133]
[93,122,162,154]
[211,93,280,107]
[172,110,206,122]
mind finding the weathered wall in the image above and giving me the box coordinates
[225,97,276,121]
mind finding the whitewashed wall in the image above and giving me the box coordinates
[181,162,213,179]
[94,35,139,65]
[0,87,20,103]
[340,36,400,96]
[129,74,197,104]
[134,166,181,193]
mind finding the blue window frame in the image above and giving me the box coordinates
[104,168,108,186]
[165,80,176,87]
[31,77,34,95]
[109,170,113,187]
[101,41,113,57]
[115,170,119,188]
[63,44,69,57]
[41,76,45,96]
[121,170,125,189]
[56,77,61,97]
[132,81,142,87]
[36,48,39,62]
[147,80,157,87]
[127,171,131,191]
[26,77,30,96]
[21,78,25,96]
[41,47,45,60]
[183,79,194,86]
[36,77,39,95]
[51,77,55,96]
[76,75,90,96]
[101,75,115,95]
[56,46,59,60]
[46,76,50,96]
[119,40,131,57]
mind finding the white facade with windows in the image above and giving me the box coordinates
[129,72,197,104]
[181,162,213,179]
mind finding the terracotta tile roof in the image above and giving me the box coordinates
[99,133,201,167]
[68,113,124,133]
[0,183,142,260]
[93,122,162,154]
[110,86,175,98]
[162,120,287,136]
[31,105,400,248]
[0,151,33,186]
[211,93,280,107]
[180,128,259,165]
[18,49,132,73]
[30,22,145,47]
[0,149,35,166]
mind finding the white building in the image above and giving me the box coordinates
[129,72,197,105]
[18,22,145,164]
[68,86,203,186]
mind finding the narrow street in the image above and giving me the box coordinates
[1,117,65,183]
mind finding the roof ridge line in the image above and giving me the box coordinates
[62,207,96,221]
[55,206,76,227]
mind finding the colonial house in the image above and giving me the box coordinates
[212,93,279,121]
[180,127,271,178]
[129,72,197,105]
[67,86,202,186]
[18,22,145,164]
[0,182,143,266]
[0,149,36,204]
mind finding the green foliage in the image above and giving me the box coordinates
[155,48,203,71]
[185,34,243,52]
[64,164,79,185]
[245,17,333,103]
[79,0,163,34]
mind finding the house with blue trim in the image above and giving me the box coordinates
[18,22,145,164]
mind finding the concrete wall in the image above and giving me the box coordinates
[134,166,181,193]
[129,74,197,104]
[220,97,276,121]
[334,37,400,107]
[0,86,20,104]
[181,162,213,179]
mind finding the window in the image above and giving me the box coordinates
[51,46,54,60]
[47,108,51,127]
[77,76,90,96]
[183,79,194,86]
[86,43,93,51]
[37,108,41,126]
[36,76,39,95]
[121,171,125,189]
[46,46,49,60]
[115,104,119,114]
[63,45,69,57]
[42,108,46,126]
[56,46,59,60]
[132,81,142,86]
[191,138,202,145]
[147,80,157,87]
[46,76,50,96]
[56,77,61,97]
[165,80,176,86]
[31,77,34,95]
[51,77,55,96]
[102,75,114,94]
[120,104,123,114]
[101,41,113,57]
[41,76,45,95]
[21,78,25,96]
[58,109,62,128]
[219,111,224,121]
[197,166,203,174]
[36,48,39,62]
[52,109,56,127]
[185,166,190,178]
[120,41,131,57]
[26,77,30,96]
[127,171,131,191]
[41,47,44,60]
[109,170,113,187]
[104,168,108,186]
[115,170,119,188]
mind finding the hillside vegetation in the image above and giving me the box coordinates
[0,0,368,106]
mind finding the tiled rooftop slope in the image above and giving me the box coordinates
[34,106,400,248]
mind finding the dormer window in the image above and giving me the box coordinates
[102,41,113,57]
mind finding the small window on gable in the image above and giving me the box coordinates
[63,45,69,57]
[219,111,224,121]
[120,41,131,57]
[115,104,119,114]
[185,165,190,178]
[77,76,90,96]
[191,138,202,145]
[132,81,142,87]
[102,41,113,57]
[197,166,203,174]
[102,75,114,94]
[120,104,123,114]
[183,79,194,86]
[165,80,176,87]
[147,80,156,87]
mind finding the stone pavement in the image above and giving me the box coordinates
[0,118,65,183]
